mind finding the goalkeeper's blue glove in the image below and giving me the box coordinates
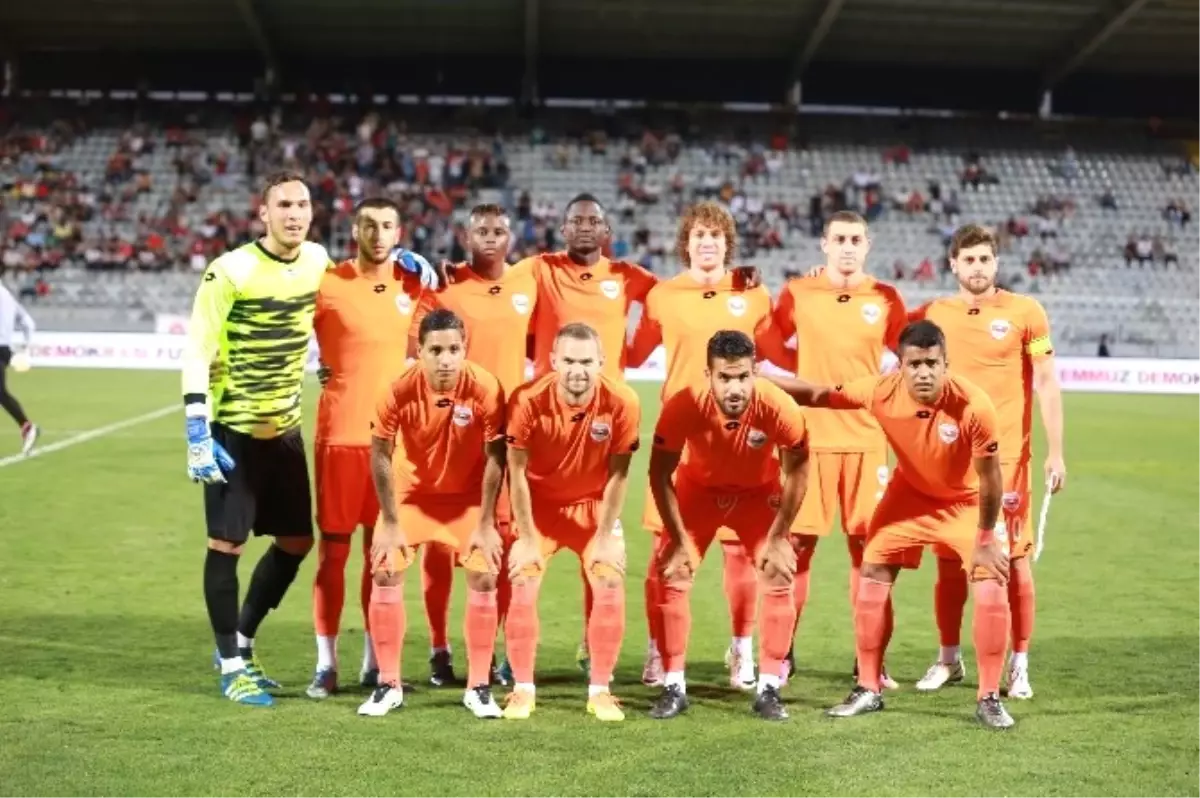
[186,414,236,484]
[392,247,441,290]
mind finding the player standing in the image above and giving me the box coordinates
[910,224,1065,699]
[502,323,639,721]
[773,211,905,686]
[648,330,810,721]
[0,280,39,454]
[409,204,532,686]
[626,201,795,690]
[772,320,1017,729]
[306,198,425,699]
[361,309,507,718]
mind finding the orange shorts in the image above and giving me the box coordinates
[1001,459,1033,559]
[656,476,780,567]
[377,500,491,575]
[863,480,988,579]
[790,450,890,538]
[513,499,622,581]
[643,474,740,543]
[315,444,379,535]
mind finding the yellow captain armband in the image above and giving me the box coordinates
[1027,335,1054,356]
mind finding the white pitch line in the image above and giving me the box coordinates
[0,404,177,468]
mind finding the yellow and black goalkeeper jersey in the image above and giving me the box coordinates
[182,240,331,437]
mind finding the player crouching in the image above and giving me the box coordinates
[648,331,811,721]
[361,309,507,718]
[502,323,639,722]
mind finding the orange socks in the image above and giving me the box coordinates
[721,540,757,638]
[582,571,595,642]
[659,581,692,674]
[792,544,815,631]
[972,578,1010,698]
[1008,557,1035,654]
[505,581,540,685]
[853,577,893,692]
[464,588,498,688]
[421,544,454,650]
[644,556,665,653]
[848,536,894,661]
[369,583,405,687]
[758,584,796,679]
[934,557,969,648]
[313,537,350,637]
[587,584,625,686]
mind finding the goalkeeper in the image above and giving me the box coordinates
[182,172,441,706]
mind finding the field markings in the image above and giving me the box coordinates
[0,404,177,469]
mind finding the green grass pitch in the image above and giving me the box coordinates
[0,369,1196,796]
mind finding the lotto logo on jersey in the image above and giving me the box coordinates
[938,423,959,444]
[589,421,611,442]
[861,302,881,325]
[990,319,1011,340]
[746,428,768,448]
[395,294,413,315]
[452,405,474,427]
[511,293,531,315]
[600,280,621,300]
[726,296,747,317]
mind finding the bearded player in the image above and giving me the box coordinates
[772,320,1017,729]
[361,309,506,718]
[911,224,1065,700]
[626,201,795,690]
[649,330,810,721]
[306,198,425,699]
[502,323,639,722]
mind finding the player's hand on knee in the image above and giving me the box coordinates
[372,519,409,575]
[587,531,627,579]
[970,540,1010,585]
[658,538,694,583]
[507,536,544,581]
[468,523,504,574]
[185,416,235,484]
[758,534,797,580]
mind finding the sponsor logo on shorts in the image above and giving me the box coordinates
[746,428,768,448]
[861,302,881,325]
[600,279,621,300]
[590,421,611,442]
[395,294,413,315]
[938,423,959,443]
[989,319,1011,340]
[452,405,474,427]
[986,441,999,453]
[727,296,747,317]
[716,495,736,510]
[511,293,530,315]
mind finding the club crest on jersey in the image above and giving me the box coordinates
[938,423,959,444]
[452,405,473,427]
[861,303,881,325]
[990,319,1011,340]
[511,293,531,315]
[600,279,621,300]
[746,428,768,449]
[726,296,747,317]
[395,294,413,315]
[589,421,611,442]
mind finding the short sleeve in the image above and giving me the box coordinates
[907,301,930,324]
[623,261,659,303]
[766,387,808,452]
[652,389,695,452]
[1023,300,1054,359]
[967,397,1001,458]
[611,388,642,455]
[882,286,908,353]
[505,390,535,449]
[373,376,407,441]
[772,283,797,340]
[408,291,438,357]
[478,377,506,442]
[828,376,878,410]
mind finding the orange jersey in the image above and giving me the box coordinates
[507,373,641,504]
[527,252,657,382]
[653,379,809,492]
[831,373,999,502]
[627,271,794,399]
[372,361,505,503]
[314,261,424,446]
[410,261,538,396]
[911,291,1052,464]
[774,274,907,452]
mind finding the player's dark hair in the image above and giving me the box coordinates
[565,193,605,219]
[555,322,601,345]
[706,330,756,367]
[469,203,508,222]
[418,308,466,345]
[823,210,868,235]
[354,197,402,221]
[897,320,947,356]
[260,170,308,204]
[949,223,997,258]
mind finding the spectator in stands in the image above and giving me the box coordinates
[1097,334,1111,357]
[1164,198,1191,228]
[892,259,907,280]
[1161,237,1179,267]
[1047,242,1071,274]
[1124,232,1153,267]
[1099,185,1119,213]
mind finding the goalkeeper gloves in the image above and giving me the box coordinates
[392,247,441,290]
[186,412,236,484]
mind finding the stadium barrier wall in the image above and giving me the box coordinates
[23,332,1200,396]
